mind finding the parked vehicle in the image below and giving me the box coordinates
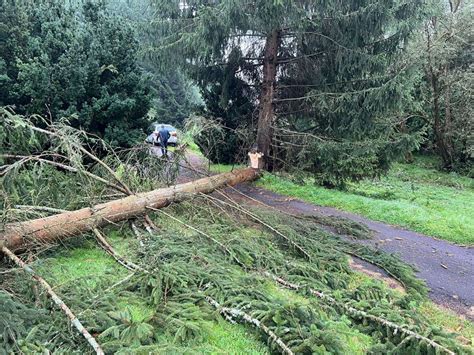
[145,123,178,146]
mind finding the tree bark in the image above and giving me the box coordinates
[0,168,259,252]
[256,29,281,169]
[426,19,454,169]
[431,74,450,163]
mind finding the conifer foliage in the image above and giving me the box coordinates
[0,0,151,147]
[414,0,473,174]
[0,113,469,353]
[150,0,427,183]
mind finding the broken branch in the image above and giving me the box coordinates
[265,272,455,355]
[1,246,104,355]
[205,294,294,355]
[201,192,311,260]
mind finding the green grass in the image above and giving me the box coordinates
[209,163,246,173]
[420,302,474,346]
[256,156,474,244]
[33,236,269,354]
[37,244,128,288]
[186,141,203,156]
[200,321,269,354]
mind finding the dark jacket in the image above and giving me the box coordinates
[159,128,170,144]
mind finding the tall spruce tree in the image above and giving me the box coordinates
[108,0,203,127]
[150,0,428,183]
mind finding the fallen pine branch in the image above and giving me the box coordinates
[143,215,158,234]
[0,168,259,252]
[148,207,245,267]
[1,154,129,195]
[93,228,148,273]
[201,192,311,260]
[26,125,133,195]
[205,294,294,355]
[264,272,455,355]
[130,222,146,247]
[1,246,104,355]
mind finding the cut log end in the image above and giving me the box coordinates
[248,152,265,169]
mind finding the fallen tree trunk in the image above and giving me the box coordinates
[1,168,259,251]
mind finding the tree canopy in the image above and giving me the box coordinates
[413,0,473,175]
[0,0,471,177]
[149,0,430,184]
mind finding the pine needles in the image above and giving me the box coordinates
[1,112,470,353]
[87,198,466,353]
[1,194,470,353]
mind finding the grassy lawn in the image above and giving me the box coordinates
[256,156,474,245]
[35,236,269,354]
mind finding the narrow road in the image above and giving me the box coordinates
[179,152,474,319]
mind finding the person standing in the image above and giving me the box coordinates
[158,124,171,157]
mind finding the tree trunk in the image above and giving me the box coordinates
[430,67,455,168]
[0,168,259,252]
[444,72,454,166]
[256,29,281,169]
[426,19,454,169]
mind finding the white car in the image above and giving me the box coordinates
[146,124,178,146]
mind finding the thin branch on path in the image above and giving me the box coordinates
[224,185,303,220]
[1,246,104,355]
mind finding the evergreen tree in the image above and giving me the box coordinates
[0,0,152,147]
[150,0,428,183]
[414,0,473,174]
[108,0,203,127]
